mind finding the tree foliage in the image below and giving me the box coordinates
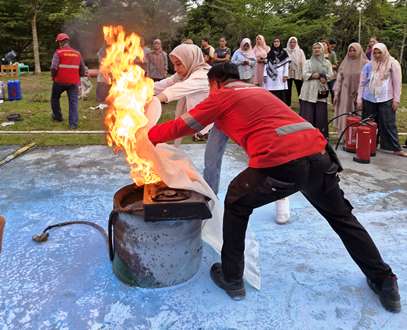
[182,0,406,78]
[0,0,405,78]
[0,0,83,68]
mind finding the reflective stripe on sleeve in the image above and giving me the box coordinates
[58,64,80,69]
[181,112,205,132]
[276,122,315,136]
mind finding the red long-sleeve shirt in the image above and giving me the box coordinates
[149,82,327,168]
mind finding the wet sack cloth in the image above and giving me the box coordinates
[139,97,261,289]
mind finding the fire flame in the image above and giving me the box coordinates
[100,25,160,185]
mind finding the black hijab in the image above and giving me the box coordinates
[267,41,289,64]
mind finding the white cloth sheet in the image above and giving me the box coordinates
[141,98,261,289]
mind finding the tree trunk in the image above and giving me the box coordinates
[32,10,41,74]
[400,25,406,64]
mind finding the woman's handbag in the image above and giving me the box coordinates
[317,83,329,99]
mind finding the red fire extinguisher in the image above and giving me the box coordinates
[367,120,378,156]
[353,125,372,163]
[343,115,361,153]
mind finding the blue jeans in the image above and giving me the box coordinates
[203,125,229,194]
[51,82,79,127]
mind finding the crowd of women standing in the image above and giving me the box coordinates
[188,35,405,157]
[143,34,405,228]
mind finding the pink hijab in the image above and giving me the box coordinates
[169,44,210,81]
[369,43,399,94]
[253,35,270,59]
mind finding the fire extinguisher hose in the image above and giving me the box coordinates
[335,114,375,150]
[326,110,361,128]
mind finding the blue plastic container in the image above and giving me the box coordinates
[7,80,22,101]
[0,81,5,101]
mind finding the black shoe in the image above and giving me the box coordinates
[69,124,78,129]
[367,275,401,313]
[52,114,63,122]
[210,263,246,300]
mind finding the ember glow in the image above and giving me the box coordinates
[100,25,160,185]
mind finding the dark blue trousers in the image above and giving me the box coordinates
[362,99,401,152]
[51,82,79,127]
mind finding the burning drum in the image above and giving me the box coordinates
[109,183,211,288]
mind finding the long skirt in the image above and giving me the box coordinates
[270,90,289,106]
[299,100,328,138]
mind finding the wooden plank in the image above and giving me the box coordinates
[0,142,36,167]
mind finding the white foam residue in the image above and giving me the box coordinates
[6,311,16,324]
[104,302,132,326]
[89,322,103,330]
[19,312,31,324]
[147,308,180,329]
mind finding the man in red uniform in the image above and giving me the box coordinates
[51,33,86,129]
[148,63,400,313]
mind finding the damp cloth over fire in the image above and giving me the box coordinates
[140,97,261,289]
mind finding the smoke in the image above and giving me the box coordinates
[63,0,186,65]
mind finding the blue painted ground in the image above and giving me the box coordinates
[0,145,406,329]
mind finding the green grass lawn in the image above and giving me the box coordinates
[0,72,406,146]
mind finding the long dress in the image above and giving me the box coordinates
[333,71,361,134]
[333,47,368,135]
[253,47,268,86]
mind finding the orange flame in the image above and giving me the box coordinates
[100,25,160,185]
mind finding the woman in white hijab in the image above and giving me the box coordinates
[231,38,257,82]
[154,43,211,143]
[286,36,306,106]
[356,43,406,157]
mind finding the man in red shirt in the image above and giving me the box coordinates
[51,33,86,129]
[148,63,400,313]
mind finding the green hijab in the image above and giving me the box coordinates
[310,42,331,74]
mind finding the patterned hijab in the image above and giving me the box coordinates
[267,38,289,64]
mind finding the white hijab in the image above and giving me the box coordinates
[286,36,305,68]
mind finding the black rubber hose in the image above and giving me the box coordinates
[335,114,376,150]
[326,109,361,128]
[32,221,109,252]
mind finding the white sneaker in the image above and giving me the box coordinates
[275,197,290,224]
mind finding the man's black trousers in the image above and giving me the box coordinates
[221,150,393,285]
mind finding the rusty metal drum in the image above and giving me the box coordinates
[109,184,210,288]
